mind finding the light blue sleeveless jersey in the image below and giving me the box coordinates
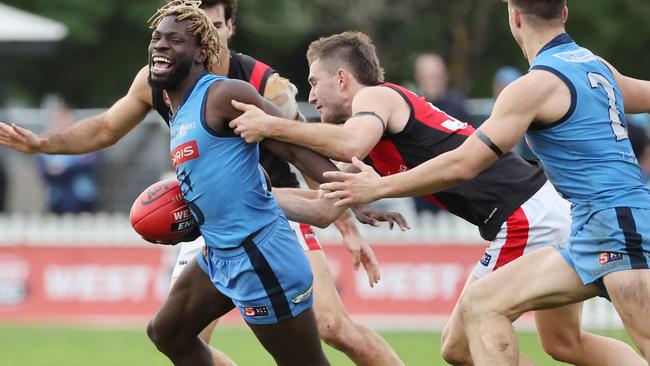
[169,73,277,249]
[525,33,650,213]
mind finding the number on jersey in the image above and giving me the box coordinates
[587,72,628,141]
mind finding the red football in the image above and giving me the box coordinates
[130,179,197,241]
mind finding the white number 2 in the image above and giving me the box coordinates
[588,72,628,141]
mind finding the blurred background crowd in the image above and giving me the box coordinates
[2,0,650,215]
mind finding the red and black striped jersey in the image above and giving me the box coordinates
[152,50,300,189]
[365,83,547,240]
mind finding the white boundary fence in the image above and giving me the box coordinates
[0,212,625,331]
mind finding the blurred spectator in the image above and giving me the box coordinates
[414,53,471,123]
[493,66,522,98]
[628,124,650,185]
[412,52,472,215]
[37,103,102,214]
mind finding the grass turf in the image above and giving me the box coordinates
[0,324,636,365]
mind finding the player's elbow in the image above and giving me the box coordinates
[102,131,121,147]
[447,160,479,185]
[339,143,366,163]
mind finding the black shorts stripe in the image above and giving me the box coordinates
[615,207,649,269]
[242,231,292,320]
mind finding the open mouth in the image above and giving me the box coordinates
[151,56,174,76]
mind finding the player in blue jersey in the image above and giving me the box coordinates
[319,0,650,364]
[143,2,341,365]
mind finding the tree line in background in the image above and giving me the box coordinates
[1,0,650,107]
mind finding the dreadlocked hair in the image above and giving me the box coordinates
[148,0,226,72]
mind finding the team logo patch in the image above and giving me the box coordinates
[480,252,492,267]
[243,305,269,317]
[599,252,624,266]
[171,140,199,169]
[291,285,313,304]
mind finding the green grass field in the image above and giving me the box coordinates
[0,325,636,365]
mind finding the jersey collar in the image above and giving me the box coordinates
[537,32,574,56]
[170,71,209,125]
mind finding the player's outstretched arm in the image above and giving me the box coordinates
[321,74,553,205]
[273,188,344,228]
[0,66,153,154]
[601,58,650,114]
[229,86,391,162]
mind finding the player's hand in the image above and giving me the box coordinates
[349,203,410,231]
[341,231,381,287]
[143,227,201,246]
[0,122,45,154]
[321,157,387,206]
[229,100,272,143]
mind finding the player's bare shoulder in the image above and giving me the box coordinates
[353,85,409,133]
[511,70,571,124]
[204,78,263,133]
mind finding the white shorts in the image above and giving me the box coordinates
[472,181,571,279]
[170,220,321,280]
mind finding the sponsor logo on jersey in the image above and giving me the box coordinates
[170,206,197,232]
[553,49,598,63]
[172,122,197,141]
[291,285,313,304]
[243,305,269,317]
[441,119,468,132]
[171,140,199,169]
[599,252,624,266]
[480,252,492,267]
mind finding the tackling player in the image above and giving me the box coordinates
[318,1,650,364]
[228,31,644,365]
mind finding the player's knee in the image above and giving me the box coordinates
[539,335,580,363]
[440,325,471,365]
[146,318,166,350]
[440,340,472,366]
[316,310,355,350]
[147,316,179,353]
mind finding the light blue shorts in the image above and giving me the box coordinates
[197,215,314,324]
[559,206,650,298]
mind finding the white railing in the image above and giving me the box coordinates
[0,206,482,246]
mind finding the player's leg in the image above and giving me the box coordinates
[441,275,476,366]
[170,239,237,366]
[248,308,329,366]
[535,302,645,365]
[604,269,650,358]
[148,258,236,366]
[228,217,330,365]
[441,277,533,366]
[290,221,403,365]
[459,247,599,366]
[442,184,564,366]
[598,207,650,359]
[307,249,404,366]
